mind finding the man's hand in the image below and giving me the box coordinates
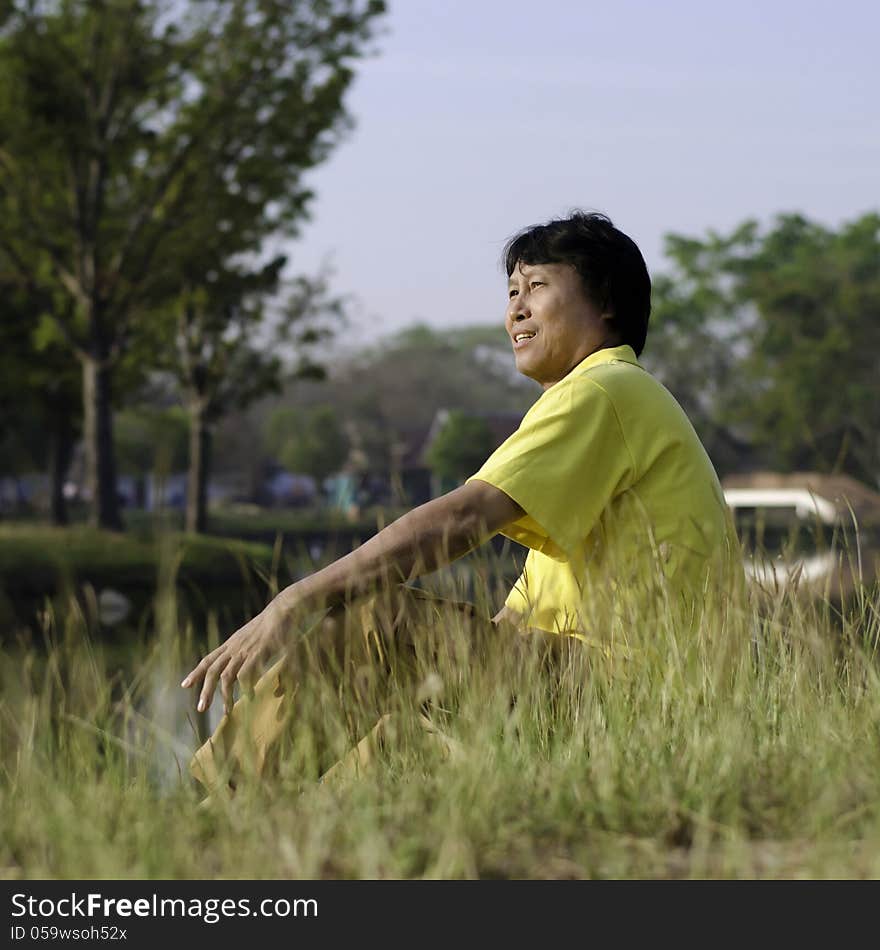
[180,480,524,716]
[181,598,291,715]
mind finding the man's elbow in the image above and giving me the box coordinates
[449,480,524,539]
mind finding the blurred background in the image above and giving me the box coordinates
[1,0,878,635]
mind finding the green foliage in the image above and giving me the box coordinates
[0,0,387,323]
[0,271,83,522]
[341,323,535,433]
[267,324,536,476]
[0,523,276,602]
[643,211,880,484]
[425,410,495,483]
[734,213,880,482]
[265,404,350,482]
[166,268,347,423]
[0,0,386,525]
[115,407,189,476]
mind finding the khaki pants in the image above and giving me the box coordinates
[189,587,509,796]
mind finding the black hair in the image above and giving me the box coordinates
[502,210,651,356]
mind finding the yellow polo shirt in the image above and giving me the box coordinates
[467,345,738,634]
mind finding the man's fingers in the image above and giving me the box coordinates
[237,647,268,691]
[181,644,225,689]
[180,657,207,689]
[181,614,271,710]
[197,654,229,713]
[220,654,247,716]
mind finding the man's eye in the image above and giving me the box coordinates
[530,281,544,289]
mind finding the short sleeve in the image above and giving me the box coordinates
[466,376,635,559]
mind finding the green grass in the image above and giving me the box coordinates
[0,520,524,637]
[0,510,408,616]
[1,537,879,879]
[0,523,294,637]
[11,503,406,541]
[0,522,281,590]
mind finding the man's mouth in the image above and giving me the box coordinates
[513,330,536,349]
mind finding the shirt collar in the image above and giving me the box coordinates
[569,344,640,377]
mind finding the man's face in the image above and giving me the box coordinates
[505,260,616,390]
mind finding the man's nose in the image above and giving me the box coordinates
[507,300,530,323]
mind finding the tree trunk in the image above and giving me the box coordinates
[135,474,147,509]
[186,401,210,534]
[48,408,74,526]
[82,356,123,530]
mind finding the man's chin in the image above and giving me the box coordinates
[513,355,542,384]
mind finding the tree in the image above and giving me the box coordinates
[168,264,343,532]
[279,324,537,480]
[0,0,385,528]
[733,213,880,485]
[640,223,762,476]
[425,410,495,485]
[116,405,188,508]
[265,404,349,484]
[0,265,81,523]
[646,212,880,485]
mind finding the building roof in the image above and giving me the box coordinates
[721,471,880,525]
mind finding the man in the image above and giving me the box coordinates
[182,211,738,789]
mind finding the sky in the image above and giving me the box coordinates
[287,0,879,338]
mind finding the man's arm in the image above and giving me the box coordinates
[181,480,524,712]
[283,479,522,612]
[491,604,524,627]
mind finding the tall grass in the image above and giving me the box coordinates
[1,531,879,879]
